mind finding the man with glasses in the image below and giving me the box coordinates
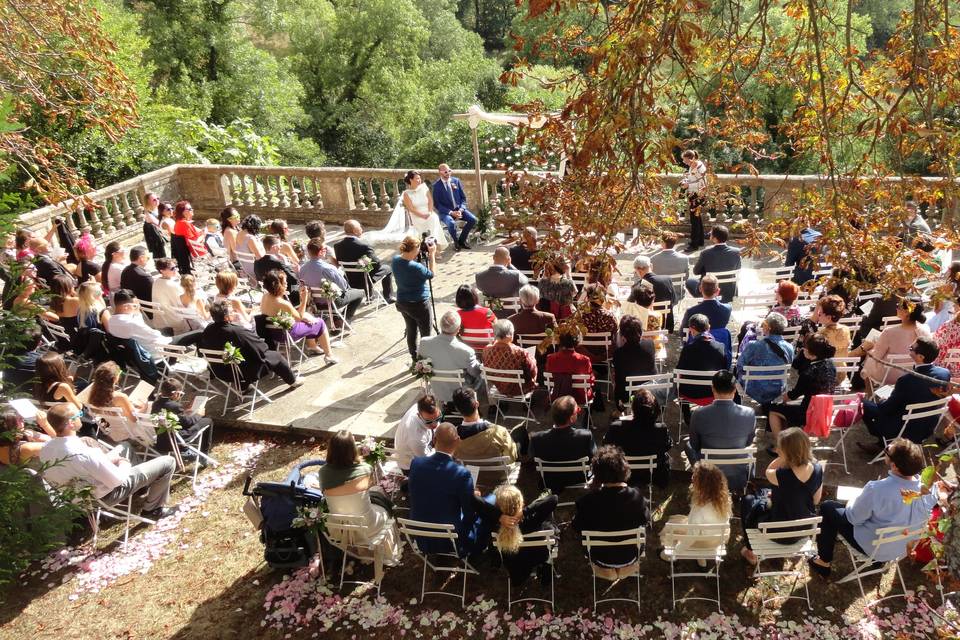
[39,403,177,520]
[152,258,189,334]
[394,393,442,473]
[142,192,167,258]
[120,245,154,304]
[858,336,950,455]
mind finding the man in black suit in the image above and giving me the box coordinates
[31,238,76,288]
[254,235,300,305]
[199,300,303,389]
[333,220,395,303]
[529,396,596,494]
[120,245,154,303]
[508,226,538,273]
[685,225,742,302]
[633,255,677,330]
[676,314,728,424]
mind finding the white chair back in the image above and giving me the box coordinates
[755,265,795,283]
[461,327,494,351]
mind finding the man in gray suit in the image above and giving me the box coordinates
[685,225,742,302]
[475,247,528,318]
[418,310,482,405]
[650,231,690,298]
[684,370,756,491]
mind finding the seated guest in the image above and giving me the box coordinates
[408,422,485,556]
[179,275,210,328]
[809,438,943,578]
[736,312,794,406]
[650,231,689,298]
[9,275,57,322]
[236,214,265,259]
[632,255,676,330]
[254,235,300,305]
[39,403,176,519]
[685,225,741,302]
[450,387,518,486]
[150,378,213,456]
[853,289,902,347]
[214,270,253,327]
[151,258,190,333]
[101,241,126,294]
[611,315,656,407]
[573,445,650,580]
[304,220,338,265]
[455,284,496,334]
[509,284,557,336]
[479,484,558,586]
[35,353,91,435]
[508,227,538,274]
[299,237,364,321]
[659,461,732,563]
[901,200,931,243]
[334,220,394,303]
[580,283,618,364]
[529,396,596,494]
[684,371,756,491]
[537,257,577,320]
[620,282,662,331]
[172,200,207,261]
[802,295,851,371]
[740,428,823,565]
[927,261,960,334]
[200,299,305,389]
[680,274,732,334]
[770,280,804,327]
[859,337,950,453]
[417,310,482,405]
[74,233,101,283]
[544,330,595,405]
[784,227,821,285]
[676,314,727,415]
[78,280,110,330]
[318,429,402,573]
[107,289,183,361]
[394,393,441,472]
[119,245,154,304]
[768,333,837,440]
[2,325,44,392]
[204,218,225,256]
[481,319,536,397]
[1,410,52,466]
[48,274,82,341]
[475,247,528,317]
[259,270,337,362]
[31,237,76,287]
[88,361,147,424]
[853,297,930,388]
[268,219,300,268]
[604,389,672,488]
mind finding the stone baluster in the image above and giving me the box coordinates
[126,191,141,226]
[228,173,243,207]
[377,178,391,211]
[85,204,103,237]
[364,178,379,210]
[251,175,264,207]
[240,173,254,207]
[288,175,300,208]
[352,178,367,210]
[303,176,316,209]
[100,198,117,234]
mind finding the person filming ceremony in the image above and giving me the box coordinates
[392,233,437,362]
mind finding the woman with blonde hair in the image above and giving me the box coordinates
[213,270,252,327]
[660,461,732,564]
[739,427,823,565]
[179,274,210,328]
[77,280,110,330]
[476,484,558,586]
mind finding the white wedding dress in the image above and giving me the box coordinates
[362,183,449,248]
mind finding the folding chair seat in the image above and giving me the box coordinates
[396,518,478,607]
[580,527,646,612]
[624,373,673,418]
[837,315,863,337]
[837,524,927,605]
[660,521,730,611]
[533,456,590,508]
[234,249,259,285]
[155,343,209,394]
[482,365,534,425]
[499,297,521,315]
[755,265,795,285]
[700,446,757,494]
[309,287,353,345]
[623,455,658,505]
[746,516,822,609]
[493,529,558,611]
[198,347,272,418]
[738,364,791,415]
[339,260,388,311]
[147,411,217,488]
[581,332,613,393]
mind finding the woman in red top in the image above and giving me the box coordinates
[173,200,207,258]
[545,330,595,405]
[455,284,495,331]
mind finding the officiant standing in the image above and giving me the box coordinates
[433,164,477,251]
[680,149,708,251]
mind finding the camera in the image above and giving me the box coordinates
[418,231,436,261]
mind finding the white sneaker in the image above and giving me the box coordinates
[288,377,306,388]
[306,347,324,356]
[324,354,340,365]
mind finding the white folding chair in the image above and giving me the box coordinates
[866,353,916,395]
[533,457,590,508]
[780,324,803,344]
[701,447,757,491]
[837,315,863,337]
[323,513,392,595]
[661,521,730,611]
[493,529,558,611]
[458,455,520,489]
[517,269,536,282]
[812,262,833,279]
[543,371,594,428]
[580,527,646,612]
[707,269,739,299]
[396,518,478,607]
[674,369,721,438]
[235,249,258,285]
[755,265,795,284]
[879,315,901,330]
[570,272,588,289]
[264,319,308,370]
[198,347,272,418]
[624,373,673,422]
[737,364,791,413]
[155,343,209,394]
[339,260,388,311]
[308,286,353,345]
[499,297,521,314]
[481,365,534,424]
[668,273,686,300]
[425,367,465,399]
[868,396,950,464]
[746,516,822,609]
[624,454,658,505]
[836,524,927,605]
[641,330,669,372]
[461,327,494,352]
[810,392,861,473]
[88,406,141,449]
[136,300,164,329]
[736,292,776,320]
[516,333,548,350]
[832,356,860,390]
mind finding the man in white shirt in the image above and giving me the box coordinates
[39,403,176,519]
[151,258,189,334]
[107,289,173,359]
[393,393,442,472]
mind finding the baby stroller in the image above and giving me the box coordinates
[242,459,326,570]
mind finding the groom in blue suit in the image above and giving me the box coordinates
[432,163,477,250]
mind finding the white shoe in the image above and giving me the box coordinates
[324,354,340,365]
[288,377,306,388]
[306,347,324,356]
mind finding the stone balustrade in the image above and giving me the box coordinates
[16,164,960,243]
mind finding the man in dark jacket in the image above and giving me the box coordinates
[529,396,596,494]
[199,300,303,389]
[120,245,154,303]
[333,220,395,303]
[685,225,742,302]
[32,238,76,287]
[676,314,728,424]
[254,235,300,305]
[633,255,677,330]
[784,227,821,285]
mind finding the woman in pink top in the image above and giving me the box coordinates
[853,298,930,387]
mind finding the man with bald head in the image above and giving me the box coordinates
[475,246,528,318]
[408,422,485,555]
[333,218,395,303]
[432,163,477,250]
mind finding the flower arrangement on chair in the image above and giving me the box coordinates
[408,356,434,387]
[315,280,342,301]
[356,256,376,274]
[269,310,295,331]
[223,341,246,365]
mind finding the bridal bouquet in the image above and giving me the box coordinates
[484,296,504,311]
[269,310,295,331]
[315,280,342,300]
[292,502,328,534]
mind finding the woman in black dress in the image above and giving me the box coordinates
[604,389,672,488]
[740,427,823,565]
[767,333,837,440]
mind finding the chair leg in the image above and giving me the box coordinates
[670,559,677,609]
[420,558,428,604]
[715,561,722,613]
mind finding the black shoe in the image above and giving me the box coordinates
[385,296,397,305]
[452,242,460,252]
[856,441,884,456]
[141,506,176,521]
[458,241,472,250]
[807,557,831,578]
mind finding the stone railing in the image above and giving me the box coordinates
[17,165,960,241]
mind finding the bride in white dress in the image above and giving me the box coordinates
[362,170,449,248]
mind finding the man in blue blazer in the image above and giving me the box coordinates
[432,164,477,250]
[685,225,742,302]
[680,275,732,331]
[859,337,951,452]
[408,422,485,556]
